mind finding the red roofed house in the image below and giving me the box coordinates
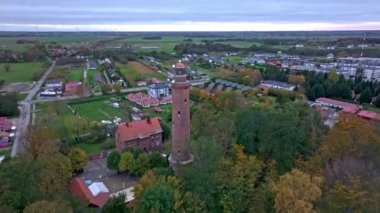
[65,81,81,96]
[70,177,110,208]
[115,117,163,151]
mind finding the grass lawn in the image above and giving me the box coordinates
[69,96,126,121]
[224,56,242,64]
[74,141,111,155]
[0,62,45,83]
[363,103,380,113]
[67,68,84,82]
[145,104,172,126]
[0,147,11,158]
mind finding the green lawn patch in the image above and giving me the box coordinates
[69,96,126,121]
[363,103,380,113]
[67,68,84,82]
[0,62,45,83]
[74,141,111,155]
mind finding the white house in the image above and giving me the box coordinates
[148,82,170,98]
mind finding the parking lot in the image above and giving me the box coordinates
[78,158,138,193]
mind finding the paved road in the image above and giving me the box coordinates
[31,87,148,104]
[11,61,56,157]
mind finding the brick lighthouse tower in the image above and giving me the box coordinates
[168,62,193,167]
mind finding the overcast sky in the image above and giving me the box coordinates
[1,0,379,31]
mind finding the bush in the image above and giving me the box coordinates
[0,93,20,117]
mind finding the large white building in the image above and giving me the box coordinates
[148,82,170,98]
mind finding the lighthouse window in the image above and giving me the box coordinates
[178,111,181,115]
[184,98,187,103]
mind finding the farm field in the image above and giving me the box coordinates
[117,61,166,86]
[0,62,45,83]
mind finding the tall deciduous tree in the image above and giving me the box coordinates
[3,64,10,72]
[24,200,73,213]
[118,152,135,172]
[271,169,322,213]
[359,87,373,104]
[68,148,87,172]
[26,126,59,160]
[107,151,121,172]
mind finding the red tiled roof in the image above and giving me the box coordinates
[65,81,80,93]
[357,110,380,121]
[175,62,186,69]
[70,178,109,208]
[0,117,7,122]
[117,118,162,142]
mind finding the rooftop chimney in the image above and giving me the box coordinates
[147,117,151,124]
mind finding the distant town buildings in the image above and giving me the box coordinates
[259,80,296,91]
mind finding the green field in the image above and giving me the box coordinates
[0,62,45,83]
[67,68,84,82]
[75,141,112,155]
[69,97,125,121]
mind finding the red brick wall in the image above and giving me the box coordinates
[171,79,191,162]
[116,133,162,152]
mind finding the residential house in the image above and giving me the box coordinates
[65,81,81,96]
[148,82,170,98]
[115,118,163,151]
[70,178,110,208]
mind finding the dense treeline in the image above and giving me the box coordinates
[0,42,48,63]
[303,70,380,102]
[132,90,380,212]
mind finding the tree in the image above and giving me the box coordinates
[148,151,167,168]
[64,116,90,142]
[374,95,380,107]
[38,154,72,196]
[236,103,324,173]
[359,87,373,104]
[133,155,150,177]
[0,79,5,89]
[311,83,325,100]
[159,121,171,140]
[214,145,270,212]
[118,152,135,172]
[288,74,305,85]
[3,64,10,72]
[271,169,322,213]
[26,126,59,160]
[24,200,73,213]
[327,70,339,83]
[107,151,121,172]
[0,93,19,117]
[68,148,87,172]
[101,83,112,95]
[0,157,46,211]
[102,194,129,213]
[113,83,122,94]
